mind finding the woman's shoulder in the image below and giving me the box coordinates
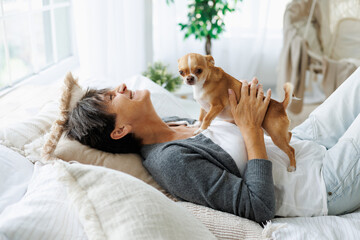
[141,138,194,160]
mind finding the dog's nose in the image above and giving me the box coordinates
[186,76,195,85]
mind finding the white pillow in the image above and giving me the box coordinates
[0,101,58,153]
[126,75,191,118]
[0,162,87,240]
[55,161,216,240]
[0,145,34,214]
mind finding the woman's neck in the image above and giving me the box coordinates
[132,115,195,145]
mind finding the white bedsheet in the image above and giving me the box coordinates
[266,208,360,239]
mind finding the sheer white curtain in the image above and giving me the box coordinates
[72,0,152,81]
[72,0,289,87]
[153,0,290,86]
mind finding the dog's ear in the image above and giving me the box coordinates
[205,55,215,66]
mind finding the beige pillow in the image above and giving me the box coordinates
[42,72,175,200]
[54,136,174,198]
[42,72,85,159]
[55,160,216,240]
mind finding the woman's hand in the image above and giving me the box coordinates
[228,77,271,160]
[229,77,271,135]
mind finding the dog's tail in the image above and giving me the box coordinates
[282,82,295,109]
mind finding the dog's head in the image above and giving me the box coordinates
[177,53,214,85]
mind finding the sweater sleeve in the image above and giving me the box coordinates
[143,145,275,223]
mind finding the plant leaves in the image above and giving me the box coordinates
[175,0,240,41]
[142,61,182,92]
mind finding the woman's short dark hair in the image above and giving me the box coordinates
[64,88,142,154]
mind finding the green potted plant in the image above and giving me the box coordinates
[142,61,183,92]
[167,0,242,55]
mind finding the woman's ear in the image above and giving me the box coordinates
[110,125,132,140]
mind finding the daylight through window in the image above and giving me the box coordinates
[0,0,73,89]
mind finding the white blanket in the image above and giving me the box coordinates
[266,208,360,239]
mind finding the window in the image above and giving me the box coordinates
[0,0,75,89]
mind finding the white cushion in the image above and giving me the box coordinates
[55,161,216,240]
[0,145,34,214]
[0,162,87,240]
[0,101,58,153]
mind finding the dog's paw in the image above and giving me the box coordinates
[193,128,204,135]
[287,166,296,172]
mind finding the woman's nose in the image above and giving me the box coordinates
[116,86,121,93]
[115,85,124,94]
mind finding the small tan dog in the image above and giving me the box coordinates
[178,53,296,171]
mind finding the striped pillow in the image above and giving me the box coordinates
[0,162,87,240]
[55,160,216,240]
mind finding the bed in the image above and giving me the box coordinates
[1,71,360,240]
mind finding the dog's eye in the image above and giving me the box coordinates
[179,70,184,75]
[195,69,202,74]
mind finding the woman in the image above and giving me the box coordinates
[65,69,360,223]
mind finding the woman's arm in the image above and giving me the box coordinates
[143,144,275,223]
[228,77,271,160]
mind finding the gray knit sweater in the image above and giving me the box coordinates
[141,121,275,223]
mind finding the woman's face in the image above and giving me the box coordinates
[105,83,152,125]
